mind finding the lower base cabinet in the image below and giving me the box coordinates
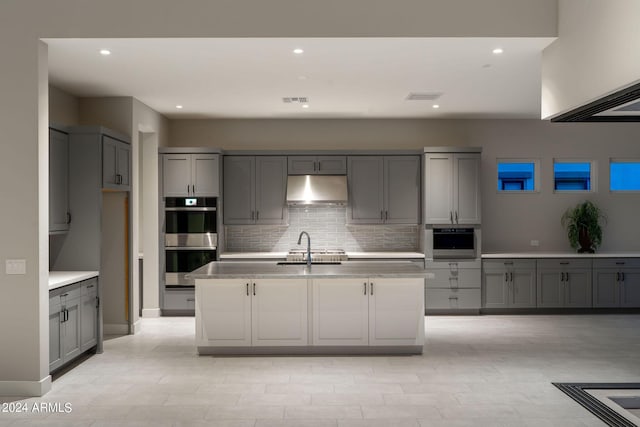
[425,260,481,312]
[312,277,424,346]
[537,259,592,308]
[196,278,308,347]
[49,277,99,373]
[196,277,425,351]
[593,259,640,308]
[483,260,536,309]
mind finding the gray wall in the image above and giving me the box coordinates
[172,118,640,253]
[226,207,418,252]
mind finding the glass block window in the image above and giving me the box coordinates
[497,161,538,192]
[610,160,640,191]
[554,161,592,191]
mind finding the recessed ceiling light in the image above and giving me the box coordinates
[298,75,307,80]
[293,48,304,54]
[302,104,309,109]
[176,105,183,109]
[492,48,504,54]
[432,104,440,109]
[99,49,111,56]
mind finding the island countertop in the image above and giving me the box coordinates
[188,261,432,280]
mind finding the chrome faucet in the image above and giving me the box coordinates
[297,231,312,267]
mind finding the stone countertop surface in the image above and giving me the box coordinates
[49,271,99,291]
[482,252,640,259]
[188,261,432,280]
[220,251,425,260]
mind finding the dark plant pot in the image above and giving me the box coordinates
[578,226,595,253]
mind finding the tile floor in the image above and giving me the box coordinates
[2,314,640,426]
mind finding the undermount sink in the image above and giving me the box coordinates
[276,261,342,265]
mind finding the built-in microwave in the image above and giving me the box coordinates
[432,227,475,259]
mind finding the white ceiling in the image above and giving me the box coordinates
[45,37,555,119]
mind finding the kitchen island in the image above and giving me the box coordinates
[188,261,431,355]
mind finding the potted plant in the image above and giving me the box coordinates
[561,200,606,253]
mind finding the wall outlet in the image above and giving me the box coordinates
[6,259,26,275]
[530,240,540,247]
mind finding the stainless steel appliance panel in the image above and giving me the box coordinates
[165,233,217,248]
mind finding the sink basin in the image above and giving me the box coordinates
[276,261,342,265]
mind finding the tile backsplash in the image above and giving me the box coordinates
[225,206,419,252]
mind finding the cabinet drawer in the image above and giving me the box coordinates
[426,269,480,289]
[164,290,196,310]
[593,258,640,269]
[426,288,481,309]
[483,259,535,271]
[51,284,81,302]
[537,259,592,270]
[426,259,481,270]
[80,278,98,296]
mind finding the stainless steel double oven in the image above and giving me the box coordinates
[164,197,217,288]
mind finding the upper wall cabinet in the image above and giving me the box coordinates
[288,156,347,175]
[49,128,70,233]
[102,135,131,190]
[223,156,287,225]
[163,153,220,197]
[424,151,481,225]
[347,156,420,225]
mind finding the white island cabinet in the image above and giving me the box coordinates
[196,278,308,347]
[192,262,428,355]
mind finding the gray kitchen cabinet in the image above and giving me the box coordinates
[593,259,640,308]
[537,259,592,308]
[49,128,70,233]
[80,278,98,352]
[288,156,347,175]
[50,278,100,373]
[347,156,420,225]
[48,298,63,372]
[483,259,536,308]
[162,153,220,197]
[424,151,481,225]
[223,156,287,225]
[102,135,131,190]
[163,289,196,312]
[425,259,481,312]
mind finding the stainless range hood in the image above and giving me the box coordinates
[286,175,348,205]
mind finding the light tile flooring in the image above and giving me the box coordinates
[2,314,640,426]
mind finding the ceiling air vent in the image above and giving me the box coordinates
[282,97,309,104]
[406,92,443,101]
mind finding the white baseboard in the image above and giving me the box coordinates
[0,375,51,397]
[131,319,142,334]
[141,308,161,318]
[103,323,130,335]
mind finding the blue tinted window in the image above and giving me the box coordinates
[610,161,640,191]
[497,162,535,191]
[554,162,591,191]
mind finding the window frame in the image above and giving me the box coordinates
[552,159,597,193]
[609,158,640,193]
[496,158,540,193]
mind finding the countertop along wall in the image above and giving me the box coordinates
[169,118,640,254]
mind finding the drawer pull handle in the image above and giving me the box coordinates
[560,262,569,265]
[504,262,514,265]
[86,284,94,289]
[370,282,374,295]
[60,293,68,297]
[253,283,256,296]
[246,283,249,296]
[616,262,625,265]
[364,282,367,295]
[186,298,195,302]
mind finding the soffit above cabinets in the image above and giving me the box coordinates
[45,37,554,120]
